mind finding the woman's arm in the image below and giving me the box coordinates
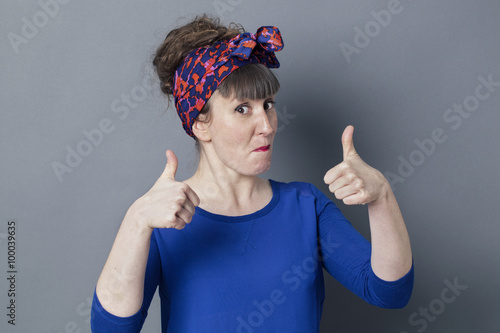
[95,150,200,317]
[367,180,412,280]
[324,126,412,281]
[95,210,153,317]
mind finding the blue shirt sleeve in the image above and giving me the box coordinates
[311,183,414,309]
[91,231,162,332]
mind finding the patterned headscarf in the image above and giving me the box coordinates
[173,26,284,137]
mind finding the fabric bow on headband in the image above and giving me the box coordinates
[173,26,284,137]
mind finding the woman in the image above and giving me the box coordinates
[91,15,413,332]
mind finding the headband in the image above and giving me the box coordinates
[173,26,284,137]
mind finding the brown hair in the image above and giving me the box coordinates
[152,14,280,140]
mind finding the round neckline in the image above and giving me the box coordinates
[194,179,280,223]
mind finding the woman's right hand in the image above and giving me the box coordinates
[128,149,200,230]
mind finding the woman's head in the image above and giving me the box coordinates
[152,15,282,138]
[152,15,283,175]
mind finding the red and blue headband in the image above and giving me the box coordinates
[173,26,284,137]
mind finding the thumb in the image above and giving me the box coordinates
[342,125,357,160]
[161,149,178,180]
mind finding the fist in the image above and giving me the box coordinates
[132,150,200,230]
[323,126,388,205]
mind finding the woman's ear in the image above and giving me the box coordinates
[192,119,211,142]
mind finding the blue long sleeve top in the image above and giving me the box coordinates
[91,179,414,332]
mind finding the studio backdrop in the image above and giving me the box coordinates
[1,0,499,332]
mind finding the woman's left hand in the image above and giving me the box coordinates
[323,125,389,205]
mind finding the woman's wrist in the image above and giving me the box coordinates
[122,200,155,237]
[367,173,392,207]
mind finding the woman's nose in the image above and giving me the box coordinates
[256,111,274,136]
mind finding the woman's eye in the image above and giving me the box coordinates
[235,105,250,114]
[264,101,275,110]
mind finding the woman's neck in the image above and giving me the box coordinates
[183,149,272,216]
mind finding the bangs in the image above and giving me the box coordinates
[217,63,280,100]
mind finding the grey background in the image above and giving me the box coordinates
[1,0,499,332]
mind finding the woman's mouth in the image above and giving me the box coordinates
[254,145,270,152]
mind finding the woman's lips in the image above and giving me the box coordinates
[254,145,270,152]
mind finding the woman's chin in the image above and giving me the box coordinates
[252,161,272,175]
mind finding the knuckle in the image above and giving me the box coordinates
[170,202,182,212]
[354,178,364,188]
[178,183,189,192]
[175,195,187,205]
[345,173,355,182]
[165,213,177,223]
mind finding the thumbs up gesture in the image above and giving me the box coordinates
[323,126,388,205]
[131,150,200,230]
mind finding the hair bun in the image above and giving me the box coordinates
[152,14,244,96]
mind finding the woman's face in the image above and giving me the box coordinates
[200,91,278,176]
